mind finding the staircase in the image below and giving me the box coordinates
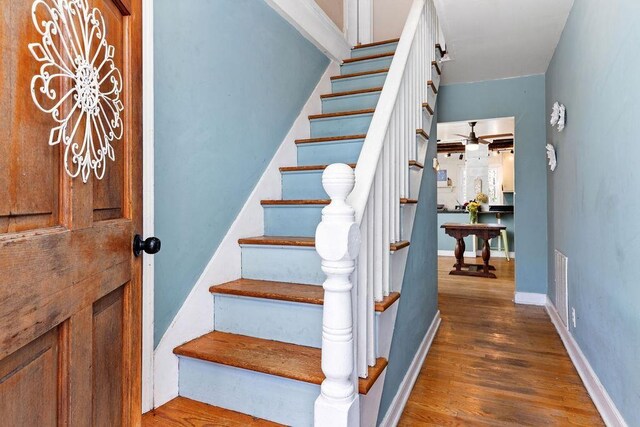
[145,2,444,425]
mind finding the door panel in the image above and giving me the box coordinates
[0,0,142,424]
[93,287,125,427]
[0,328,60,426]
[93,0,126,222]
[1,1,61,234]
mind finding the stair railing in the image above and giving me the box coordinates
[315,0,443,425]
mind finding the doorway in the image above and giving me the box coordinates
[436,117,515,289]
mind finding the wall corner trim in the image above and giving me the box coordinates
[546,303,628,427]
[379,311,442,427]
[514,292,548,306]
[264,0,351,61]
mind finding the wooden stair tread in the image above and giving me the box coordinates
[211,279,399,313]
[280,163,356,172]
[390,240,410,251]
[353,38,400,50]
[261,198,417,206]
[261,199,330,206]
[428,80,438,94]
[321,87,382,99]
[343,52,394,64]
[239,236,409,252]
[417,129,430,139]
[238,236,316,247]
[422,103,434,115]
[211,279,324,305]
[375,292,401,312]
[295,134,367,144]
[432,60,441,75]
[331,69,389,81]
[174,331,387,394]
[309,108,375,120]
[142,397,281,426]
[280,161,417,172]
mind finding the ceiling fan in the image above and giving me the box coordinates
[454,121,512,151]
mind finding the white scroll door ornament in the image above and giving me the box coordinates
[29,0,124,183]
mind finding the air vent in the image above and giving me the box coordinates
[554,250,569,328]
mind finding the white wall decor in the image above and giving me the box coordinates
[550,101,566,132]
[29,0,124,183]
[546,144,557,171]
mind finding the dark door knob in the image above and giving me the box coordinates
[133,235,161,257]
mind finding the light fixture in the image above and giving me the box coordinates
[446,153,451,158]
[466,143,479,151]
[510,149,514,154]
[459,154,464,160]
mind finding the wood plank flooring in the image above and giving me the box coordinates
[399,257,603,426]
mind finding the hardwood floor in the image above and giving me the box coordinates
[399,257,603,426]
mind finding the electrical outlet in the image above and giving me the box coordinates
[571,307,577,328]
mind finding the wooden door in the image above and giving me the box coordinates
[0,0,142,425]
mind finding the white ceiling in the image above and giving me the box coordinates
[438,117,514,143]
[434,0,574,84]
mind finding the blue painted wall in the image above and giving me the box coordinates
[378,113,439,422]
[437,75,547,294]
[546,0,640,422]
[154,0,329,345]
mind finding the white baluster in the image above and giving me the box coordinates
[314,163,361,427]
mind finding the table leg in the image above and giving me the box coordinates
[482,238,491,275]
[454,238,465,271]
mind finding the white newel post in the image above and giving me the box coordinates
[314,164,361,427]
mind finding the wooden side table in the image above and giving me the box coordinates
[440,223,507,278]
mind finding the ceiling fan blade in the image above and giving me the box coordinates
[478,133,514,139]
[479,138,492,144]
[454,133,469,138]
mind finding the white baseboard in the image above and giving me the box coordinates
[546,303,628,427]
[264,0,350,62]
[379,311,441,427]
[151,62,339,408]
[514,292,548,306]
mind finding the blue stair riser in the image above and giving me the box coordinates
[427,89,437,110]
[297,139,364,166]
[322,91,381,114]
[310,113,373,138]
[409,168,423,200]
[287,162,423,202]
[431,70,441,89]
[422,109,433,132]
[350,43,398,59]
[179,357,318,426]
[241,245,323,285]
[282,171,329,200]
[214,294,386,349]
[214,295,323,348]
[263,205,323,237]
[332,72,388,93]
[341,56,394,75]
[264,204,413,238]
